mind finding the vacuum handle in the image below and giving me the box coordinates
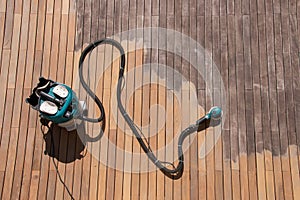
[40,91,64,106]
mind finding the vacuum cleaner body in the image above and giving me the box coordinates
[26,77,84,131]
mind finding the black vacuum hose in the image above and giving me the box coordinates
[80,38,204,179]
[78,39,125,123]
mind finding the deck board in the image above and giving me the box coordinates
[0,0,300,199]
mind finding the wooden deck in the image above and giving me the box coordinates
[0,0,300,199]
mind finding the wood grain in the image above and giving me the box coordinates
[0,0,299,199]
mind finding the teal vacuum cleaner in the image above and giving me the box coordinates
[26,77,86,131]
[26,38,223,180]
